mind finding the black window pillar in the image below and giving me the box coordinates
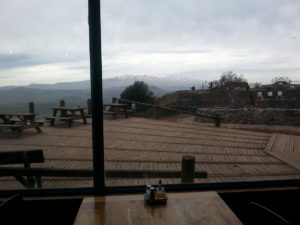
[88,0,105,194]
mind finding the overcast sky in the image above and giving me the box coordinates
[0,0,300,86]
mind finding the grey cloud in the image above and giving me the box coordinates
[0,52,87,70]
[0,53,41,69]
[1,0,300,85]
[102,0,300,52]
[0,0,89,64]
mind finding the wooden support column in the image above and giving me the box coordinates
[22,152,36,188]
[60,100,67,117]
[60,100,66,107]
[87,98,92,115]
[29,102,35,113]
[181,155,195,184]
[214,118,221,127]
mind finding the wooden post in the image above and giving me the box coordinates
[22,152,36,188]
[214,118,221,127]
[181,155,195,184]
[29,102,35,113]
[60,100,66,117]
[60,100,66,107]
[87,98,92,115]
[156,105,159,120]
[214,113,221,127]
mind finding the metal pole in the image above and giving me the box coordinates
[88,0,105,194]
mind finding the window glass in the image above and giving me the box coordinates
[102,0,300,188]
[0,0,93,191]
[1,0,300,193]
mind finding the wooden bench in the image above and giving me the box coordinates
[119,108,133,114]
[6,118,22,123]
[46,116,73,127]
[11,118,45,126]
[36,120,45,126]
[0,149,45,188]
[103,111,116,119]
[85,113,92,118]
[0,124,23,134]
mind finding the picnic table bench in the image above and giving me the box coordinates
[0,113,42,135]
[46,107,87,127]
[46,116,73,126]
[0,149,45,188]
[103,103,129,119]
[0,124,23,134]
[103,110,116,119]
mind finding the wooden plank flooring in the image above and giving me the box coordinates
[266,133,300,170]
[0,117,299,189]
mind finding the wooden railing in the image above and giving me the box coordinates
[112,97,222,127]
[0,167,208,188]
[0,152,206,188]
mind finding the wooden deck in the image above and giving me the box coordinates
[0,117,299,189]
[265,133,300,170]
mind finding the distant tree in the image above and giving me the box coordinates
[271,76,292,84]
[219,71,247,86]
[254,82,261,89]
[209,80,221,89]
[120,81,156,109]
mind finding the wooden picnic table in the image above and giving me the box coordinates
[74,192,243,225]
[103,103,129,118]
[46,107,87,127]
[0,113,42,134]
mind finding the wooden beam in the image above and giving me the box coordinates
[0,149,44,165]
[115,97,222,121]
[0,168,93,177]
[0,168,208,179]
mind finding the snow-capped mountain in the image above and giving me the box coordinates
[103,74,203,90]
[0,75,204,91]
[0,75,204,110]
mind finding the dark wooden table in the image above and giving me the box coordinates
[104,103,129,118]
[73,192,243,225]
[47,107,87,127]
[0,113,42,133]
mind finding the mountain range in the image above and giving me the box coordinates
[1,75,202,90]
[0,75,203,116]
[0,74,203,100]
[102,75,203,90]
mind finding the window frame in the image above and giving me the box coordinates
[0,0,299,197]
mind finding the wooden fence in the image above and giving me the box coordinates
[112,97,222,127]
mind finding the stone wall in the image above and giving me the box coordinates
[196,108,300,125]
